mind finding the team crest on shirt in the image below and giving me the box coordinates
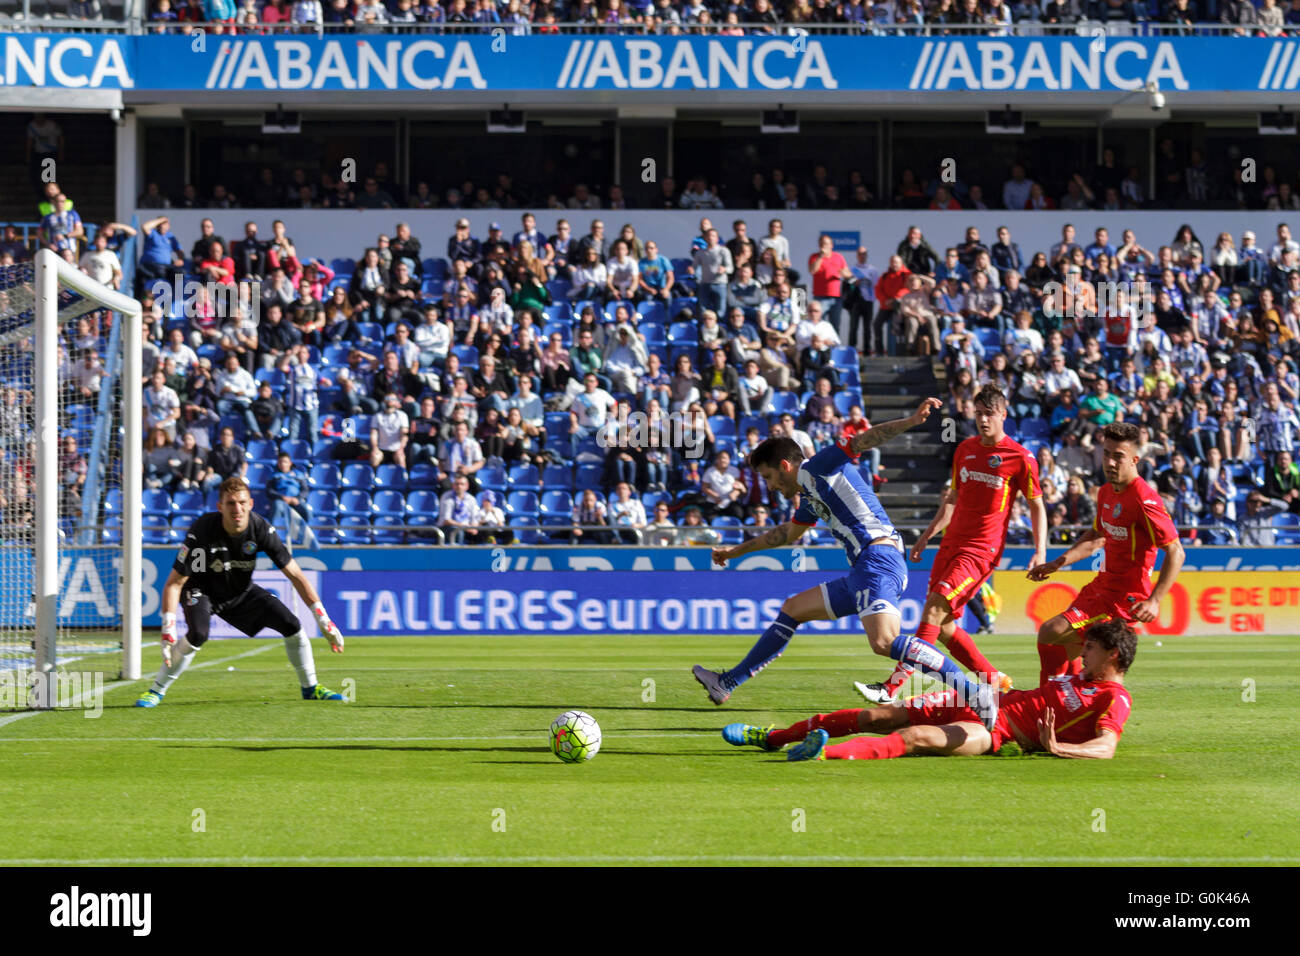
[987,455,1003,468]
[211,560,223,573]
[1112,503,1122,518]
[242,540,256,555]
[809,497,831,522]
[1080,687,1098,696]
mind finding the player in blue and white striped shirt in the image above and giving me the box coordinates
[694,397,999,731]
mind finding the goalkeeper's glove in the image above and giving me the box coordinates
[313,602,344,653]
[161,611,177,667]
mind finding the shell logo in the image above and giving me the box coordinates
[1025,582,1078,629]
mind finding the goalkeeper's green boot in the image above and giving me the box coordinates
[134,690,164,708]
[302,684,346,701]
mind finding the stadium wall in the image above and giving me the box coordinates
[146,210,1300,278]
[82,546,1300,638]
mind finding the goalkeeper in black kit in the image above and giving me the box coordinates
[135,477,348,707]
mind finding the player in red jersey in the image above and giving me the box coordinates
[855,385,1047,705]
[1027,421,1184,685]
[722,619,1135,761]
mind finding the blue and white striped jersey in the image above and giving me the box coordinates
[791,442,902,564]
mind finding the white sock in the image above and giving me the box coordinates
[283,630,317,689]
[151,637,199,694]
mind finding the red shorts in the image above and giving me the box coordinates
[902,687,1017,753]
[927,545,996,613]
[1062,578,1149,629]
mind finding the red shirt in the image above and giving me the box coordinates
[1094,475,1178,590]
[874,268,912,307]
[809,251,848,298]
[1002,674,1133,747]
[199,256,235,286]
[841,418,870,443]
[1103,311,1134,349]
[944,435,1040,563]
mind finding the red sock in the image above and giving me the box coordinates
[883,662,915,694]
[825,733,908,760]
[768,709,862,749]
[945,626,998,681]
[1037,642,1069,686]
[915,622,940,644]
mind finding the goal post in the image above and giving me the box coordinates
[9,249,143,707]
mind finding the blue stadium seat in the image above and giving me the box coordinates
[172,488,204,517]
[336,515,372,545]
[426,258,449,279]
[372,514,406,544]
[830,346,858,370]
[640,489,669,511]
[974,328,1002,353]
[709,415,736,438]
[575,464,603,491]
[356,322,383,342]
[451,345,480,369]
[102,515,122,545]
[507,463,541,489]
[838,367,861,388]
[670,258,692,277]
[714,436,737,456]
[255,368,286,389]
[833,391,863,418]
[638,301,666,325]
[341,463,375,490]
[667,322,698,347]
[509,516,545,546]
[374,464,408,490]
[770,392,800,416]
[408,463,440,488]
[104,488,123,516]
[405,489,442,517]
[327,275,350,295]
[245,462,272,490]
[542,463,573,490]
[143,488,173,516]
[539,490,573,516]
[218,414,246,442]
[372,490,406,517]
[542,303,572,325]
[330,257,356,277]
[312,438,336,459]
[343,415,372,441]
[669,296,698,318]
[545,279,571,301]
[245,438,278,464]
[506,490,539,517]
[196,343,225,366]
[307,489,339,517]
[540,513,571,539]
[713,515,743,545]
[204,488,221,511]
[478,464,507,493]
[421,277,444,298]
[1019,419,1051,441]
[544,412,571,438]
[338,489,373,516]
[280,438,310,461]
[324,343,350,365]
[640,322,666,347]
[1003,418,1019,439]
[737,415,766,438]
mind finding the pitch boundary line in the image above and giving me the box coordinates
[2,854,1297,866]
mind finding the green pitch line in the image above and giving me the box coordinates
[0,634,1296,867]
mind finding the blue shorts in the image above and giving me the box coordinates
[821,544,908,620]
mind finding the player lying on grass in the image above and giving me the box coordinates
[723,619,1135,761]
[135,477,348,708]
[856,385,1047,704]
[693,397,1002,732]
[1027,421,1184,685]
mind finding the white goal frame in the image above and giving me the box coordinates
[32,249,143,706]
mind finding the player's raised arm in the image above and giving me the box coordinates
[909,483,958,563]
[1131,537,1184,623]
[1026,526,1105,580]
[712,521,808,567]
[849,397,942,455]
[281,558,345,653]
[1038,708,1120,759]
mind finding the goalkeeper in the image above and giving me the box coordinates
[135,477,347,707]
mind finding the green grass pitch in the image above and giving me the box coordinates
[1,633,1297,866]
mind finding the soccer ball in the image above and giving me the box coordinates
[549,710,601,763]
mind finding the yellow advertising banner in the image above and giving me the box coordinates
[990,571,1300,637]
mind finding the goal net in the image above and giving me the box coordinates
[0,249,142,709]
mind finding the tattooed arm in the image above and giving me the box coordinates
[848,397,943,455]
[712,521,809,567]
